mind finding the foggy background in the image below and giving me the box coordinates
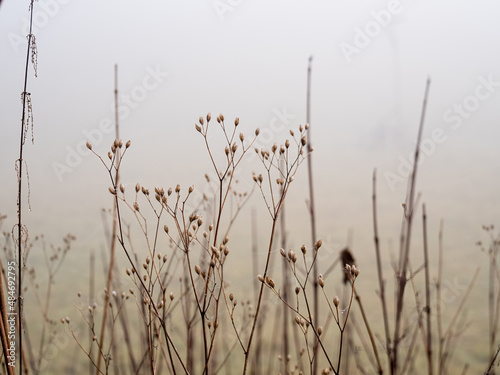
[1,0,499,371]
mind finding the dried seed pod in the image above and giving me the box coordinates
[318,276,325,288]
[333,296,340,307]
[265,276,275,289]
[340,248,356,284]
[354,266,360,277]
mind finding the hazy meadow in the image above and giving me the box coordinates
[1,1,500,373]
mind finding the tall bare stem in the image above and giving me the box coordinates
[392,77,431,374]
[305,55,320,375]
[96,65,121,375]
[17,2,37,372]
[422,204,433,375]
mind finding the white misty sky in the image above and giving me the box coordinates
[0,0,499,304]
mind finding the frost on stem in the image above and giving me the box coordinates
[29,34,38,78]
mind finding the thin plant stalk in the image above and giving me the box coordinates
[437,220,444,375]
[372,169,391,365]
[280,159,289,375]
[17,2,37,373]
[89,250,95,375]
[243,217,280,374]
[440,267,480,371]
[250,208,261,375]
[96,64,121,375]
[488,229,500,369]
[305,55,319,375]
[486,346,500,375]
[422,204,433,375]
[353,287,383,374]
[184,257,194,373]
[392,77,431,374]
